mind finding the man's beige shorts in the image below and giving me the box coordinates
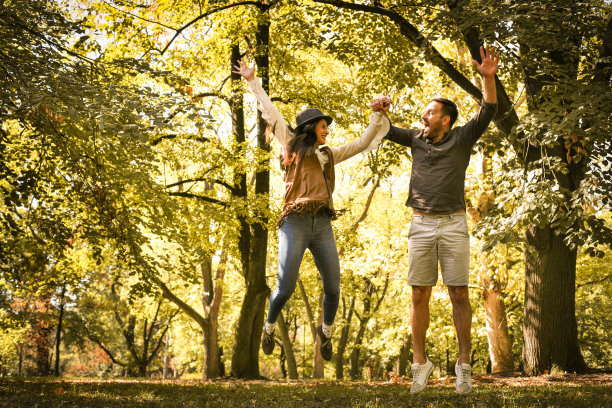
[408,214,470,286]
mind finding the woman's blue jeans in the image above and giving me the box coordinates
[267,212,340,325]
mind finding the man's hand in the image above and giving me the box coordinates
[472,45,499,78]
[370,95,392,114]
[232,59,255,81]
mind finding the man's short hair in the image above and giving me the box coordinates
[430,97,458,128]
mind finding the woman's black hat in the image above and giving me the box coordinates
[295,108,333,131]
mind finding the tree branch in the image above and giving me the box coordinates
[145,298,163,345]
[146,308,179,365]
[313,0,483,100]
[151,276,209,332]
[159,1,263,55]
[151,134,209,146]
[350,175,380,232]
[577,275,611,288]
[372,272,390,313]
[99,0,176,30]
[167,191,228,207]
[87,335,128,367]
[445,0,519,135]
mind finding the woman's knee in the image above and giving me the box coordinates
[324,286,340,302]
[273,284,297,302]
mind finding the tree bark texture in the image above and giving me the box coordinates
[230,12,271,377]
[522,225,586,374]
[201,253,224,379]
[482,286,514,373]
[277,313,298,379]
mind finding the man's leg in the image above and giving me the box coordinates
[447,285,471,365]
[411,285,432,364]
[407,215,438,394]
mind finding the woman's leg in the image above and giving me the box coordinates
[267,214,310,323]
[309,214,341,325]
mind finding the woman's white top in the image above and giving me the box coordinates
[247,78,389,167]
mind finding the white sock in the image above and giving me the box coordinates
[322,322,333,337]
[265,321,275,335]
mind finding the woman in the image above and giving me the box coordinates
[233,60,389,360]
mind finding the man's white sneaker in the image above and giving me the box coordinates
[410,358,434,394]
[455,361,473,395]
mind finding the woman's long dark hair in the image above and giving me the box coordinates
[280,120,319,167]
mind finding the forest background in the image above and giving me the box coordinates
[1,0,611,383]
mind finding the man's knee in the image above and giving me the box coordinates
[412,286,432,305]
[448,285,470,305]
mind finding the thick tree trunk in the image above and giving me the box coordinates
[31,297,52,376]
[230,9,271,378]
[277,313,298,379]
[522,225,587,375]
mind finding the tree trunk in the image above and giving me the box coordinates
[230,9,272,378]
[482,287,513,373]
[312,295,324,379]
[396,334,412,376]
[335,296,355,380]
[277,313,298,379]
[54,287,65,377]
[349,276,388,380]
[201,251,224,379]
[18,343,23,376]
[522,225,587,375]
[467,154,514,374]
[298,278,324,378]
[31,297,52,376]
[162,334,170,380]
[349,313,368,380]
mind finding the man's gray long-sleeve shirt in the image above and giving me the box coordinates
[385,102,497,214]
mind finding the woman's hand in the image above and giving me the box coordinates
[232,59,256,81]
[370,95,392,114]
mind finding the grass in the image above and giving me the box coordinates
[0,374,610,407]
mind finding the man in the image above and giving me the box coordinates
[372,45,499,394]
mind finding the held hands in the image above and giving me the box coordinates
[472,45,499,78]
[370,95,392,114]
[232,59,255,81]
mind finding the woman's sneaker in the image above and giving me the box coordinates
[261,330,275,355]
[455,361,473,394]
[316,325,333,361]
[410,358,434,394]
